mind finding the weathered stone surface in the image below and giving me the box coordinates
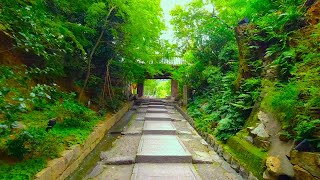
[35,167,52,180]
[223,151,232,163]
[86,163,104,179]
[250,123,270,139]
[263,170,276,180]
[290,150,320,178]
[103,156,135,165]
[230,158,240,172]
[60,150,73,167]
[294,165,316,180]
[48,157,66,179]
[244,136,254,143]
[100,151,109,160]
[217,145,224,156]
[96,165,134,179]
[253,137,271,149]
[143,121,176,135]
[144,113,171,121]
[248,173,259,180]
[195,164,243,180]
[192,151,214,164]
[131,163,201,180]
[136,135,192,163]
[266,156,294,178]
[239,166,249,179]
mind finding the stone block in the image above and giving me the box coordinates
[35,167,52,180]
[290,150,320,178]
[48,157,66,179]
[223,151,232,163]
[61,149,74,167]
[239,166,249,179]
[71,145,81,161]
[248,173,259,180]
[294,165,315,180]
[230,158,240,172]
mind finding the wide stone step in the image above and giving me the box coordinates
[143,121,176,135]
[144,113,171,121]
[136,135,192,163]
[148,104,166,109]
[131,163,201,180]
[146,108,168,113]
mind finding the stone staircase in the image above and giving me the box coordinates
[87,99,243,180]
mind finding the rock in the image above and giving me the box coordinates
[290,150,320,178]
[239,166,249,179]
[222,151,232,163]
[11,121,26,130]
[258,111,270,124]
[86,163,104,179]
[103,156,135,165]
[253,137,271,149]
[217,145,223,156]
[266,156,294,178]
[294,165,315,180]
[100,152,109,160]
[230,158,240,172]
[244,136,254,143]
[263,170,276,180]
[250,123,270,139]
[248,173,259,180]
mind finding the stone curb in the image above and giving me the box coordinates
[35,102,134,180]
[174,104,259,180]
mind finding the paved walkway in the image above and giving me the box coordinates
[86,100,243,180]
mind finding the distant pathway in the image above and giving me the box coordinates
[86,99,242,180]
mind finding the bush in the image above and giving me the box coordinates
[6,128,62,160]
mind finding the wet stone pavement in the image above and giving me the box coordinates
[86,100,243,180]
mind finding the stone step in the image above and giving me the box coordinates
[131,163,201,180]
[146,108,168,113]
[143,121,176,135]
[136,135,192,163]
[148,104,166,109]
[144,113,171,121]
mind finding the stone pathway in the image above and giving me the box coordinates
[87,100,243,180]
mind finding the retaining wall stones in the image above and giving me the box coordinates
[175,104,259,180]
[35,102,133,180]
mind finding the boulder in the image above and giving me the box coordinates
[293,165,316,180]
[244,136,254,143]
[249,123,269,139]
[290,150,320,178]
[266,156,294,178]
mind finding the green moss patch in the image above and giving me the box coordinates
[225,136,267,179]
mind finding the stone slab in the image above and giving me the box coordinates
[144,113,171,121]
[148,105,166,109]
[96,165,134,179]
[143,121,176,135]
[147,108,168,113]
[136,135,192,163]
[131,163,201,180]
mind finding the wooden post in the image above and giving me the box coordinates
[137,83,144,98]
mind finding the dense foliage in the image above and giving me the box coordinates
[171,0,320,145]
[0,0,166,178]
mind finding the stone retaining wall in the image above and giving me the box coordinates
[35,102,133,180]
[175,105,259,180]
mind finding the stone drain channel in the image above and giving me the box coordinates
[68,100,242,180]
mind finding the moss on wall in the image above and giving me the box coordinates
[225,136,267,179]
